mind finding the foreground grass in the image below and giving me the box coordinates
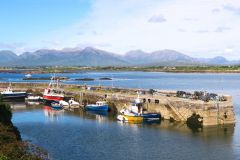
[0,103,48,160]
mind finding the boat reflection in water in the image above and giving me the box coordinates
[10,101,27,110]
[26,101,41,106]
[43,106,64,121]
[85,110,108,123]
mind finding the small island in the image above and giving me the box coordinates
[23,77,69,80]
[75,78,95,81]
[99,77,112,80]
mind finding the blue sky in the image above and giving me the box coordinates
[0,0,240,60]
[0,0,91,42]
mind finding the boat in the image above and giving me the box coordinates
[129,94,161,121]
[25,74,32,78]
[25,95,43,101]
[43,74,64,102]
[85,101,109,111]
[1,84,27,99]
[117,108,143,122]
[59,100,69,109]
[118,94,161,122]
[50,102,63,109]
[68,98,80,108]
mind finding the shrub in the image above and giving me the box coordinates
[0,103,12,125]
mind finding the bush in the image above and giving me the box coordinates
[0,103,12,125]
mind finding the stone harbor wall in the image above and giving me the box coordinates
[0,82,235,126]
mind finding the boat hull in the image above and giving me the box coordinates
[43,95,64,101]
[117,114,143,122]
[85,105,109,111]
[142,113,161,120]
[2,93,27,99]
[51,103,63,110]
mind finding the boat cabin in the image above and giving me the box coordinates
[96,101,107,106]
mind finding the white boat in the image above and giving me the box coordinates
[25,95,43,101]
[25,74,32,78]
[68,98,80,108]
[59,100,69,109]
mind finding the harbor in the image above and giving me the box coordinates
[0,80,236,126]
[1,71,239,160]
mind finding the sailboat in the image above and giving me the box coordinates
[43,74,64,102]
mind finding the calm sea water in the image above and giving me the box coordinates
[8,71,240,160]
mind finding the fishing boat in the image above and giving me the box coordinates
[51,102,63,109]
[117,108,143,122]
[43,74,64,102]
[1,84,27,99]
[130,94,161,120]
[85,101,109,111]
[68,98,80,108]
[118,94,161,122]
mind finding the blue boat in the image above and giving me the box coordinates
[142,113,161,121]
[85,101,109,111]
[51,102,64,110]
[1,84,27,99]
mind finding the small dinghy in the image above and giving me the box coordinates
[51,102,63,109]
[25,95,43,101]
[59,100,69,109]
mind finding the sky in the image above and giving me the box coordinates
[0,0,240,60]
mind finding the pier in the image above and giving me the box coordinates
[0,82,235,126]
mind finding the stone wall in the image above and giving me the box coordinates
[0,82,235,126]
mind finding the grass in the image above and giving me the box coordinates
[1,65,240,73]
[0,103,48,160]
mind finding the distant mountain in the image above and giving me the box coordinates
[0,50,19,64]
[196,56,229,65]
[3,47,128,67]
[0,47,238,66]
[124,49,198,66]
[62,47,128,66]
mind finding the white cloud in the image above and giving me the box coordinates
[148,15,166,23]
[20,0,240,60]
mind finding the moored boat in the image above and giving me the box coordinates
[51,102,64,109]
[25,95,43,101]
[117,108,143,122]
[59,100,69,109]
[43,74,64,102]
[68,98,80,108]
[85,101,109,111]
[1,84,27,99]
[25,74,32,78]
[118,94,161,122]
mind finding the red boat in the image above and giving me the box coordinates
[43,74,64,102]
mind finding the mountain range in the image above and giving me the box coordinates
[0,47,239,66]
